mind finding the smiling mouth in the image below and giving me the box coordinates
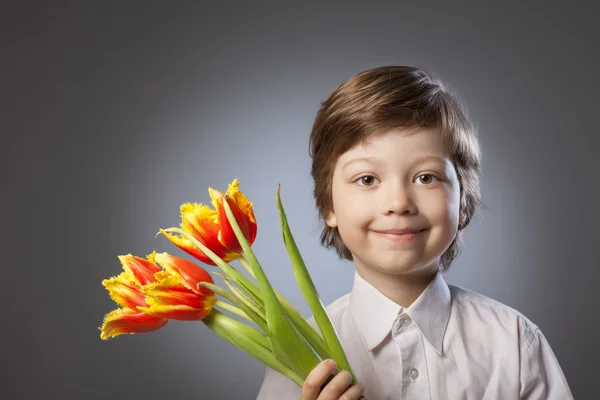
[373,229,426,242]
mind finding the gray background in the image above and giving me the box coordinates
[2,1,598,399]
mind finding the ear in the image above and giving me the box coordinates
[325,210,337,228]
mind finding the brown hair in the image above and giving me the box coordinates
[309,65,483,271]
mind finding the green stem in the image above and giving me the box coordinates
[202,309,303,387]
[223,197,322,379]
[214,300,251,322]
[222,278,265,317]
[199,282,268,334]
[238,256,256,279]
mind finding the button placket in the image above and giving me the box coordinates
[393,319,430,399]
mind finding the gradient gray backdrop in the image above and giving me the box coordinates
[3,2,598,399]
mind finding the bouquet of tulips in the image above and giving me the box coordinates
[99,179,355,387]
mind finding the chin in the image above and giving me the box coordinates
[377,251,441,272]
[363,256,422,275]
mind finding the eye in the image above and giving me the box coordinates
[416,174,439,185]
[355,175,379,187]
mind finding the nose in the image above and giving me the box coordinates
[381,182,417,216]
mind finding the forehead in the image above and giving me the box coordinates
[336,126,449,166]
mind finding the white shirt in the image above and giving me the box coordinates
[256,270,573,399]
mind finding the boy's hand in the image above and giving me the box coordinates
[301,359,365,400]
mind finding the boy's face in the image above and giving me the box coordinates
[325,126,461,280]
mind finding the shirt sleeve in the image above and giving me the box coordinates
[256,366,302,400]
[519,322,574,399]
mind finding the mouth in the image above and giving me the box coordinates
[373,229,426,242]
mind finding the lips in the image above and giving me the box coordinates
[373,228,426,242]
[375,228,425,235]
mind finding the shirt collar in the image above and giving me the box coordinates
[348,269,451,355]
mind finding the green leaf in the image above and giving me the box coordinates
[276,185,355,382]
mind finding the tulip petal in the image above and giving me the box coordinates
[226,179,257,244]
[118,253,162,286]
[142,274,212,309]
[210,180,257,254]
[180,203,226,254]
[99,308,168,340]
[210,188,240,251]
[138,303,214,321]
[153,253,214,295]
[102,272,148,309]
[212,182,255,250]
[158,228,215,265]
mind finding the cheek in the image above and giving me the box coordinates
[421,190,460,227]
[331,193,371,231]
[336,202,370,230]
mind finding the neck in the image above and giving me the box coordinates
[355,264,438,307]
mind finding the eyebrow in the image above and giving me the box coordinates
[342,154,447,170]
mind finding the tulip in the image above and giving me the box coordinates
[99,253,168,340]
[100,252,216,339]
[159,179,257,265]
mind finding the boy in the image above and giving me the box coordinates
[257,66,573,399]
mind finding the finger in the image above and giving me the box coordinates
[339,383,364,400]
[317,369,353,400]
[301,359,337,400]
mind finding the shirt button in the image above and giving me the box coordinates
[402,315,412,326]
[409,367,419,380]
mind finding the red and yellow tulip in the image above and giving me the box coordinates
[100,253,167,340]
[159,179,257,266]
[99,252,216,340]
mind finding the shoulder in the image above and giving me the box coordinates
[449,283,537,327]
[445,284,573,398]
[448,283,539,348]
[325,292,351,317]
